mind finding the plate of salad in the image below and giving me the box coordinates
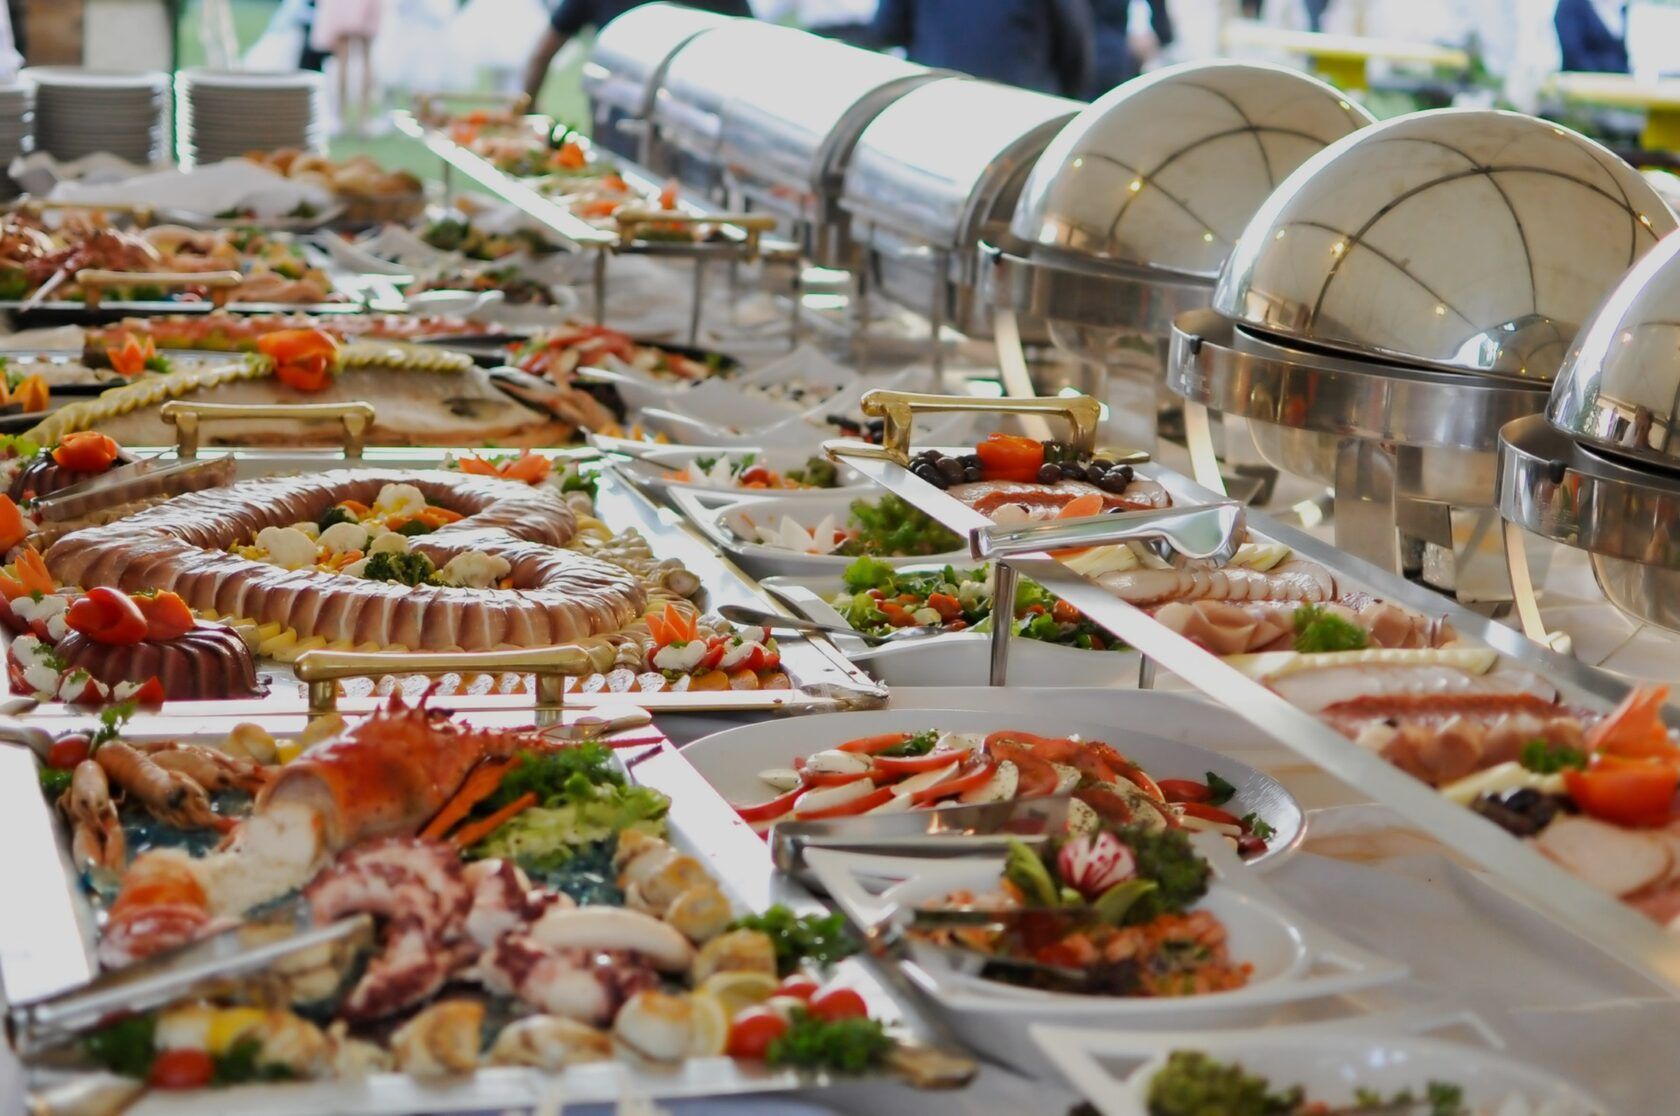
[612,445,870,500]
[673,490,967,578]
[763,558,1143,688]
[1031,1021,1606,1116]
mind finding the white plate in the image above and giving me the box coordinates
[1033,1020,1609,1115]
[671,489,967,579]
[680,706,1306,863]
[807,837,1403,1078]
[612,445,873,501]
[761,571,1143,689]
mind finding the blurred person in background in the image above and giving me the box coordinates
[754,0,879,43]
[524,0,754,105]
[313,0,384,135]
[865,0,1095,97]
[1086,0,1175,96]
[1554,0,1628,72]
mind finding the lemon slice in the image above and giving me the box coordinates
[698,970,778,1020]
[687,989,730,1057]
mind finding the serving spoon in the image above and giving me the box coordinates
[718,603,944,645]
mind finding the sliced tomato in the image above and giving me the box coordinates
[774,974,819,1002]
[1178,801,1243,827]
[129,676,167,706]
[910,760,996,805]
[1157,779,1213,804]
[47,734,90,770]
[873,751,965,776]
[837,732,914,755]
[807,984,868,1022]
[149,1049,214,1090]
[696,640,726,672]
[735,786,802,824]
[725,1006,787,1060]
[795,784,896,820]
[800,769,869,788]
[1564,759,1680,828]
[984,738,1060,797]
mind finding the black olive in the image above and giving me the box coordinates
[1036,463,1062,484]
[1097,471,1128,494]
[1091,458,1113,472]
[1084,463,1107,484]
[959,454,982,469]
[911,462,944,488]
[964,466,983,482]
[938,457,965,483]
[1059,461,1082,479]
[1111,464,1135,486]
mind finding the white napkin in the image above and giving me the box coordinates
[47,159,333,219]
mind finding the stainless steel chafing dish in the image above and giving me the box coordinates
[984,60,1372,442]
[705,38,936,268]
[648,19,814,199]
[581,1,743,165]
[1501,228,1680,642]
[840,77,1079,359]
[1167,108,1676,605]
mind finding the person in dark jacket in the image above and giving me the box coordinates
[1085,0,1173,98]
[524,0,754,105]
[1554,0,1628,73]
[867,0,1094,98]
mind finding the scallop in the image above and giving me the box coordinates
[612,991,693,1062]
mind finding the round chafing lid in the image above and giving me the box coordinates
[583,3,741,112]
[1010,60,1373,281]
[1212,108,1677,382]
[653,20,812,141]
[1548,227,1680,468]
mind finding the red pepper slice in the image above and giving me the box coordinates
[1564,758,1679,828]
[64,586,148,645]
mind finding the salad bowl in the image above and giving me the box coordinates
[1032,1019,1609,1115]
[762,569,1143,688]
[672,490,968,579]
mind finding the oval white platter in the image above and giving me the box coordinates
[680,706,1307,865]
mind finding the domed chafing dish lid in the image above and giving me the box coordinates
[1010,60,1373,281]
[583,3,740,118]
[1548,228,1680,469]
[1213,109,1677,382]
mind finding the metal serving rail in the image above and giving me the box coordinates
[391,110,802,348]
[822,390,1680,992]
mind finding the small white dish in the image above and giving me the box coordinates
[806,836,1404,1078]
[670,490,967,579]
[760,571,1143,689]
[1033,1020,1608,1116]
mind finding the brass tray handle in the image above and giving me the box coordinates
[294,642,617,722]
[614,208,779,258]
[76,269,244,309]
[836,389,1110,467]
[160,399,376,461]
[413,90,532,126]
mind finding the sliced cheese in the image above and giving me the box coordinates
[1440,762,1566,806]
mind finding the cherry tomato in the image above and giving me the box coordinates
[738,464,774,487]
[774,975,819,1002]
[47,734,90,770]
[725,1006,788,1060]
[65,586,148,645]
[807,984,869,1022]
[129,676,167,707]
[149,1048,214,1090]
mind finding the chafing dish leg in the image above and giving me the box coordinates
[929,248,948,381]
[689,258,707,348]
[592,250,608,327]
[1503,519,1573,655]
[789,261,803,351]
[988,561,1018,686]
[1332,438,1404,576]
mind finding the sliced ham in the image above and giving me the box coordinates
[1536,816,1673,898]
[1149,597,1453,655]
[948,477,1171,521]
[1100,557,1336,608]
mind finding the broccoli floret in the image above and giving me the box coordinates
[315,504,357,533]
[360,550,438,586]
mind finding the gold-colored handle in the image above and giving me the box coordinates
[414,90,532,126]
[160,399,376,460]
[615,209,778,258]
[76,269,244,309]
[836,390,1106,466]
[295,643,615,723]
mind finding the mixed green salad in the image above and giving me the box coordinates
[838,496,961,559]
[830,557,1120,650]
[1148,1050,1470,1116]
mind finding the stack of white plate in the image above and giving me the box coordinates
[0,81,33,184]
[176,69,326,167]
[25,67,168,165]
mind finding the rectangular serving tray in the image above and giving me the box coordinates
[7,445,885,720]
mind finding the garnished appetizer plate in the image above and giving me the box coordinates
[1031,1020,1607,1116]
[804,833,1403,1079]
[611,445,871,501]
[679,707,1305,864]
[670,490,967,580]
[761,561,1142,689]
[5,704,972,1113]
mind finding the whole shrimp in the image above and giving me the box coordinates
[97,741,234,833]
[137,741,272,796]
[58,759,125,877]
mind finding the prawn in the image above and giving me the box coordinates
[138,741,272,796]
[97,741,234,833]
[59,758,125,876]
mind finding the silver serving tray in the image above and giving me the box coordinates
[0,710,935,1111]
[822,402,1680,995]
[8,446,884,719]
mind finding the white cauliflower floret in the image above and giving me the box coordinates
[368,531,410,555]
[255,526,319,570]
[373,483,426,517]
[435,551,511,589]
[289,521,320,540]
[316,521,371,556]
